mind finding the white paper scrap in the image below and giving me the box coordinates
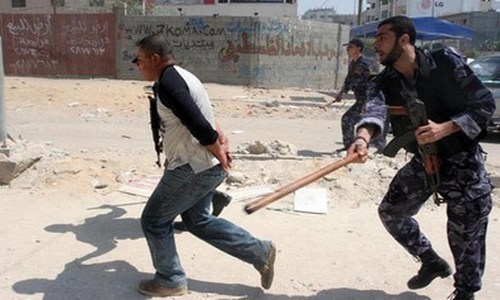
[293,187,328,214]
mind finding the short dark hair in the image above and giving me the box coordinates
[378,15,416,45]
[135,34,173,60]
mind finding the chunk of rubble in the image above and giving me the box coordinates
[0,150,42,185]
[235,140,298,157]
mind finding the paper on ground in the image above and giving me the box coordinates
[293,187,328,214]
[118,175,161,198]
[119,175,273,202]
[226,185,274,202]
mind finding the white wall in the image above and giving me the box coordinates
[154,3,298,18]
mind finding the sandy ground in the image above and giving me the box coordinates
[1,76,499,300]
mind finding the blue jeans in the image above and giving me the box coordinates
[141,163,272,288]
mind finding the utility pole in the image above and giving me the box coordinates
[357,0,363,25]
[0,37,9,157]
[51,0,57,14]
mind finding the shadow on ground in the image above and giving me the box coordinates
[189,278,431,299]
[13,267,431,300]
[13,260,150,300]
[44,204,144,264]
[297,149,333,157]
[13,203,431,300]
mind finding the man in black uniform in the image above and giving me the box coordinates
[321,38,386,152]
[347,16,495,300]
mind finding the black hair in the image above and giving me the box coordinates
[378,15,416,45]
[135,34,173,60]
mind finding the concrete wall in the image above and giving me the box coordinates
[0,9,349,90]
[1,13,116,77]
[152,3,297,18]
[117,15,349,90]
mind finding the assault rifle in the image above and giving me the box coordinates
[148,83,163,168]
[383,84,444,205]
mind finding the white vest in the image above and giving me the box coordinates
[156,66,218,173]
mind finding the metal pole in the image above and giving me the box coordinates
[357,0,363,25]
[51,0,57,14]
[0,36,9,156]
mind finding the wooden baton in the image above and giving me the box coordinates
[244,152,359,214]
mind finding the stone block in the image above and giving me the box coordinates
[0,159,16,185]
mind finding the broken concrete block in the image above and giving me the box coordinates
[0,155,41,185]
[0,159,17,185]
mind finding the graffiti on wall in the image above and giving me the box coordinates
[219,31,337,64]
[6,15,58,70]
[120,19,225,39]
[120,18,336,63]
[119,17,226,63]
[118,16,340,88]
[1,13,115,76]
[61,20,111,56]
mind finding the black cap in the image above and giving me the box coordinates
[342,38,364,50]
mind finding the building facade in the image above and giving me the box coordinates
[443,11,500,50]
[302,7,357,26]
[363,0,495,22]
[0,0,111,13]
[0,0,298,17]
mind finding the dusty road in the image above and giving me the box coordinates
[1,77,499,300]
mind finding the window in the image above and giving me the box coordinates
[12,0,26,8]
[89,0,104,7]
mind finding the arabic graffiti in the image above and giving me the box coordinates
[6,15,52,36]
[225,20,253,34]
[171,38,215,50]
[218,32,337,62]
[6,15,58,70]
[218,40,240,63]
[61,20,111,56]
[257,21,289,34]
[14,59,59,70]
[184,17,206,31]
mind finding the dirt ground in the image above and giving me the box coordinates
[1,76,499,300]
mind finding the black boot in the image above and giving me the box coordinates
[173,221,187,231]
[407,248,452,289]
[173,191,232,232]
[211,191,232,217]
[449,289,475,300]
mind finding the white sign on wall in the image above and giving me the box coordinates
[408,0,481,17]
